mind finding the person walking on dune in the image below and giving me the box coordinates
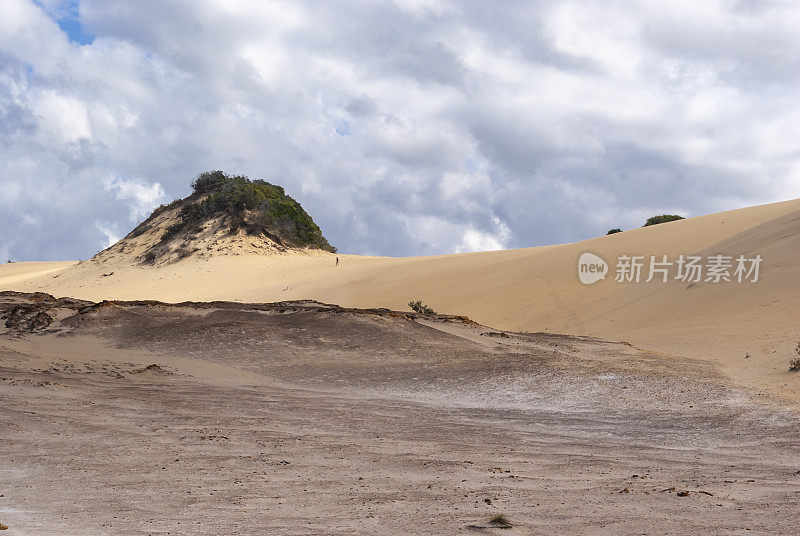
[336,256,339,266]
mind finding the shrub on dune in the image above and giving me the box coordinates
[790,344,800,372]
[408,300,435,316]
[643,214,684,227]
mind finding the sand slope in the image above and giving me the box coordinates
[3,198,800,401]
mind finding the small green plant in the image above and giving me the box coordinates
[607,228,622,235]
[790,344,800,372]
[643,214,684,227]
[488,514,511,528]
[408,300,435,316]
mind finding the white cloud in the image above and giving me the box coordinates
[94,221,120,248]
[32,91,92,143]
[104,176,165,222]
[455,216,511,254]
[543,1,643,78]
[1,0,799,261]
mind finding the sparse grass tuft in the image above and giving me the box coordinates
[790,344,800,372]
[489,514,512,528]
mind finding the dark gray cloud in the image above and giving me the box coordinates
[1,0,799,261]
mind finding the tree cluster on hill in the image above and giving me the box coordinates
[151,171,335,252]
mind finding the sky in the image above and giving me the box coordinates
[1,0,799,261]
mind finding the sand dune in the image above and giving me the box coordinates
[3,198,800,402]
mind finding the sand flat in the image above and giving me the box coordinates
[2,294,799,534]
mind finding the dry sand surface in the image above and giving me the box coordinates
[2,199,800,534]
[0,261,77,289]
[4,198,800,402]
[2,292,800,535]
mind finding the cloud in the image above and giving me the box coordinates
[104,175,165,221]
[1,0,799,260]
[455,216,511,254]
[94,220,119,248]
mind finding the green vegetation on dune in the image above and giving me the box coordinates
[599,214,684,237]
[126,171,335,265]
[158,171,335,252]
[643,214,684,227]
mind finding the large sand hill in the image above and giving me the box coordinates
[3,198,800,402]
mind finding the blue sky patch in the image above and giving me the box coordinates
[335,120,351,136]
[36,0,95,45]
